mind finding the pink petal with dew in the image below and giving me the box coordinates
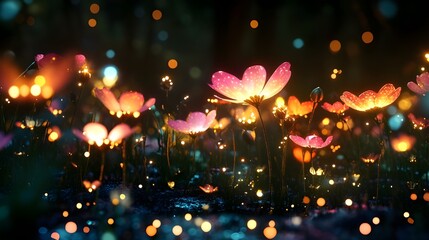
[108,123,134,143]
[140,98,156,112]
[321,136,333,148]
[119,91,144,113]
[241,65,266,97]
[0,133,13,150]
[94,88,121,112]
[210,71,246,102]
[83,122,108,142]
[307,135,325,148]
[289,135,308,148]
[417,72,429,91]
[186,112,209,132]
[260,62,291,99]
[407,82,426,95]
[168,120,190,133]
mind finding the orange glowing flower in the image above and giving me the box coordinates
[209,62,291,105]
[168,110,216,136]
[199,184,218,193]
[286,96,313,117]
[340,83,401,111]
[321,101,349,114]
[289,134,333,149]
[407,72,429,96]
[94,87,156,118]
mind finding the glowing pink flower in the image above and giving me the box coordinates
[289,134,333,149]
[94,87,156,118]
[407,72,429,96]
[73,122,136,147]
[321,101,349,114]
[340,83,401,112]
[168,110,216,136]
[209,62,291,105]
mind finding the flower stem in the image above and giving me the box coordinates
[255,106,272,207]
[99,151,106,182]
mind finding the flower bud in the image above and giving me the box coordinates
[310,87,324,103]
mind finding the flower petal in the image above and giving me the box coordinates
[289,135,308,148]
[287,96,301,116]
[186,112,208,132]
[168,120,189,133]
[241,65,266,97]
[140,98,156,112]
[417,72,429,91]
[119,91,144,113]
[260,62,291,99]
[407,81,426,95]
[340,91,367,111]
[375,84,401,108]
[306,135,322,147]
[94,88,121,112]
[209,71,246,102]
[204,110,217,129]
[108,123,134,143]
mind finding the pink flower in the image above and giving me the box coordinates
[340,83,401,112]
[321,101,349,114]
[94,87,156,118]
[209,62,291,105]
[168,110,216,136]
[289,134,333,149]
[73,122,136,147]
[407,72,429,96]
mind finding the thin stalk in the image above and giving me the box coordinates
[231,127,237,188]
[280,120,287,204]
[99,151,106,182]
[255,106,272,207]
[301,149,306,194]
[122,140,127,187]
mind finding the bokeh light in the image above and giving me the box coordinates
[359,222,371,235]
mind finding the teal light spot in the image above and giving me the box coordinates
[293,38,304,49]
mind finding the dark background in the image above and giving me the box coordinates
[1,0,429,111]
